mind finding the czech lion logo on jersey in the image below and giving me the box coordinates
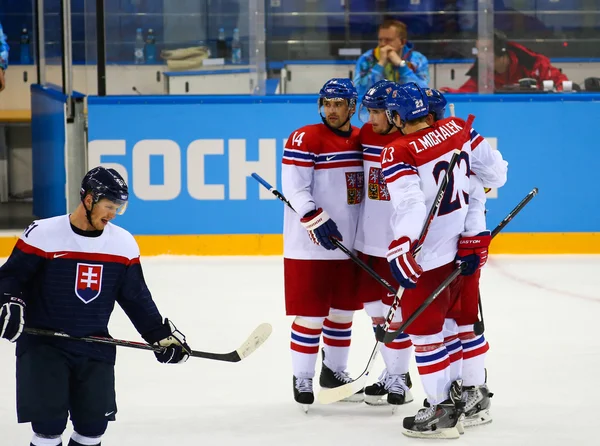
[75,263,103,304]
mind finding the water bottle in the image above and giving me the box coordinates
[134,28,145,64]
[231,28,242,64]
[216,27,227,59]
[145,29,156,63]
[20,28,31,64]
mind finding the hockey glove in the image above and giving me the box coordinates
[0,293,26,342]
[300,208,343,250]
[387,237,423,289]
[144,319,191,364]
[456,231,492,276]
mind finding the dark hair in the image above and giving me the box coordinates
[494,30,508,57]
[378,19,408,40]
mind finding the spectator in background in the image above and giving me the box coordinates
[443,30,569,93]
[354,20,429,98]
[0,21,8,92]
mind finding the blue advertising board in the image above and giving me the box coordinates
[86,94,600,253]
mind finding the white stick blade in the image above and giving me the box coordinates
[317,377,366,404]
[235,323,273,360]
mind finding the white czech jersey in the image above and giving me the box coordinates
[469,128,508,188]
[354,123,402,258]
[282,123,363,260]
[381,117,474,271]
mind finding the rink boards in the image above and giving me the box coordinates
[5,93,599,256]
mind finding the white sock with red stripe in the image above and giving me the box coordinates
[411,333,451,405]
[458,325,490,386]
[381,321,413,375]
[291,316,324,379]
[322,308,353,373]
[443,319,463,382]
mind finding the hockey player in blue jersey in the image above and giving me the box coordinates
[0,166,191,446]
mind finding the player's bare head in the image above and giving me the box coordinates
[360,80,398,134]
[319,78,357,131]
[385,82,429,133]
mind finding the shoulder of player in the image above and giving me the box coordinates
[17,215,67,251]
[435,116,466,131]
[107,223,140,260]
[381,137,412,164]
[285,124,321,151]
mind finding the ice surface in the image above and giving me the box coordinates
[2,255,599,445]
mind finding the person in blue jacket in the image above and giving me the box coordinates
[0,21,9,92]
[354,19,429,99]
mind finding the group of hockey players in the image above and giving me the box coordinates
[282,78,507,438]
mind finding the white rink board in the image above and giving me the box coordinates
[1,255,599,445]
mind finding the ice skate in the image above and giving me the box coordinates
[293,376,314,413]
[462,384,493,427]
[365,369,413,411]
[319,351,364,403]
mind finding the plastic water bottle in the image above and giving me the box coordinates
[145,29,156,63]
[134,28,145,64]
[20,28,31,64]
[217,27,227,59]
[231,28,242,64]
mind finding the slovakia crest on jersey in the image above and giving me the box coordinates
[75,263,103,304]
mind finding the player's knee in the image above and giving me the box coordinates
[327,307,353,323]
[371,316,385,326]
[293,316,325,330]
[442,318,459,338]
[69,420,108,446]
[364,300,384,320]
[31,419,67,446]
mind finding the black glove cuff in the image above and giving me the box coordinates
[142,320,171,344]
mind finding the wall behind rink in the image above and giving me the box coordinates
[84,94,600,255]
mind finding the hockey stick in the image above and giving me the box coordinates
[377,187,539,343]
[251,173,399,296]
[317,115,474,404]
[24,323,272,363]
[474,187,539,334]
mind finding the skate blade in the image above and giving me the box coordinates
[337,393,365,403]
[403,426,461,440]
[364,395,389,406]
[297,403,310,414]
[463,409,492,428]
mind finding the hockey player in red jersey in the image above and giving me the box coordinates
[0,167,191,446]
[354,80,415,408]
[381,83,491,438]
[426,88,507,428]
[282,78,365,410]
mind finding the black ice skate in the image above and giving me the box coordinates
[293,376,314,413]
[319,350,364,403]
[404,380,464,439]
[402,401,462,439]
[364,369,413,408]
[462,384,493,427]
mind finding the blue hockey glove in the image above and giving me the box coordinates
[387,237,423,289]
[300,208,343,250]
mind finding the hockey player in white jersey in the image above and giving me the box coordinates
[354,80,414,408]
[426,88,507,427]
[381,83,492,438]
[282,78,365,410]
